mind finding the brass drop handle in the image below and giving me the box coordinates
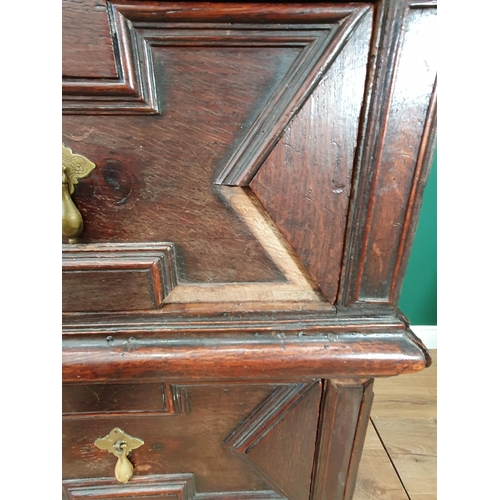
[62,143,95,243]
[112,440,134,483]
[94,427,144,483]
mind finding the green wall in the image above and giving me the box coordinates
[398,150,437,325]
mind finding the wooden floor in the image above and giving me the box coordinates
[354,349,437,500]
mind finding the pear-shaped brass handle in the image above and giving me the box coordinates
[94,427,144,483]
[62,144,95,243]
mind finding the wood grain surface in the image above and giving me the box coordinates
[62,242,177,312]
[250,9,372,303]
[63,384,278,492]
[337,0,437,310]
[62,1,437,498]
[354,349,437,499]
[62,45,302,284]
[62,331,429,383]
[354,424,408,500]
[357,6,437,302]
[63,0,117,79]
[227,382,322,500]
[311,379,373,500]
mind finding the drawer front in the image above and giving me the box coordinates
[62,1,373,314]
[62,381,322,499]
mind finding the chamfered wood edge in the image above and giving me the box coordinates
[62,328,429,383]
[62,242,178,312]
[63,2,159,114]
[62,1,366,115]
[389,79,437,305]
[224,381,321,499]
[337,0,437,307]
[62,474,196,500]
[310,378,374,499]
[62,474,283,499]
[214,4,371,186]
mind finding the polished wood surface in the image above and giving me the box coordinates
[63,382,323,496]
[62,331,428,383]
[311,380,374,500]
[226,382,323,500]
[62,357,437,499]
[338,0,437,308]
[63,0,117,79]
[63,384,278,491]
[62,1,437,498]
[62,0,436,320]
[62,242,177,312]
[250,10,372,303]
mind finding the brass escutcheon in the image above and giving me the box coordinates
[62,143,95,243]
[94,427,144,483]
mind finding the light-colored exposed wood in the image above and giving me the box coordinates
[164,187,330,307]
[355,349,437,500]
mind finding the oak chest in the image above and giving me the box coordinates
[62,1,436,498]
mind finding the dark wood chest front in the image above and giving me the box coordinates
[62,1,436,498]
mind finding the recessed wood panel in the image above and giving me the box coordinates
[62,2,373,308]
[63,384,278,492]
[63,2,367,117]
[226,382,322,500]
[63,474,195,500]
[63,0,117,79]
[62,383,186,417]
[164,187,326,306]
[63,46,300,285]
[63,476,284,500]
[63,383,164,416]
[62,3,437,500]
[250,10,373,304]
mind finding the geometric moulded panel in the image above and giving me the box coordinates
[62,242,177,312]
[225,382,322,500]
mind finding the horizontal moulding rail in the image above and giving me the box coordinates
[62,330,430,383]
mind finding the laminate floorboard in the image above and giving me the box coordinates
[354,349,437,500]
